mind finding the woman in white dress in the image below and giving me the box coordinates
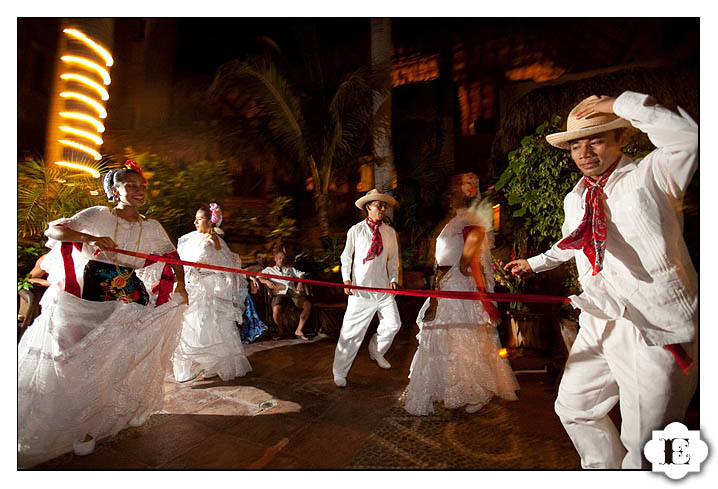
[404,173,519,416]
[18,162,189,467]
[172,204,252,382]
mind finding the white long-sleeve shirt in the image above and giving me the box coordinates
[260,265,305,295]
[340,220,400,297]
[527,91,698,346]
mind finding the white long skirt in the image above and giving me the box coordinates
[172,271,251,382]
[17,289,186,467]
[404,266,519,416]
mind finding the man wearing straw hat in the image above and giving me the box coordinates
[332,189,401,388]
[505,92,698,469]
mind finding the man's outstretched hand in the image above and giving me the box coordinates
[504,259,533,277]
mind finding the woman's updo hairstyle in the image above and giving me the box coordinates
[197,203,224,235]
[102,161,146,202]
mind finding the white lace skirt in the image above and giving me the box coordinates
[172,272,251,382]
[17,289,186,467]
[404,266,519,416]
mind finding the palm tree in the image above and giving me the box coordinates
[17,158,107,242]
[210,51,389,238]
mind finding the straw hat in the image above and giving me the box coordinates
[546,95,635,149]
[355,189,398,210]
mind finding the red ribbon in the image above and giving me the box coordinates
[60,242,84,297]
[104,246,570,304]
[143,250,180,306]
[664,344,694,374]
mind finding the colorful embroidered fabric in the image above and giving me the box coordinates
[81,260,149,305]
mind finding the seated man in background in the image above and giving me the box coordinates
[259,250,312,340]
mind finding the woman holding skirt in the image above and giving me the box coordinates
[18,161,188,467]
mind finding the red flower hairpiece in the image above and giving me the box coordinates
[124,160,146,180]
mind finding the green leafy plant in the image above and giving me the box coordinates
[18,158,108,241]
[17,243,46,290]
[210,49,390,238]
[494,116,578,257]
[126,152,233,241]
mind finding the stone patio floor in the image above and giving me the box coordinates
[31,323,699,471]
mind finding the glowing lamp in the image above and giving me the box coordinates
[58,139,102,160]
[63,28,114,67]
[59,125,103,145]
[498,348,508,358]
[59,91,107,118]
[59,112,105,132]
[60,55,111,85]
[492,204,501,232]
[54,161,101,178]
[60,73,109,100]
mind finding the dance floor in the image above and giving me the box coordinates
[31,321,698,470]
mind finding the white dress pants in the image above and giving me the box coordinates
[554,312,698,469]
[332,292,402,380]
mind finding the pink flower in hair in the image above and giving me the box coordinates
[209,202,223,226]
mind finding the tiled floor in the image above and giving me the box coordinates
[30,322,699,470]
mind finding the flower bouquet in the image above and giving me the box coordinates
[491,254,526,311]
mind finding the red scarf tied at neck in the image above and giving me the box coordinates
[363,217,384,264]
[557,161,619,275]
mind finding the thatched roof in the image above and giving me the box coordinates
[487,63,699,177]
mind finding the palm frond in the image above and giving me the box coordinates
[211,60,307,163]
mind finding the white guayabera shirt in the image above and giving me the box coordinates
[527,91,698,346]
[341,219,400,300]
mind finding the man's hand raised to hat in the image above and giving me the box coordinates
[574,95,617,120]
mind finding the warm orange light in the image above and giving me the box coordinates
[54,161,101,178]
[59,91,107,118]
[59,112,105,132]
[498,348,508,358]
[392,54,440,87]
[60,55,111,84]
[58,139,102,160]
[63,28,114,67]
[492,204,501,232]
[59,125,103,145]
[505,61,566,83]
[60,73,109,100]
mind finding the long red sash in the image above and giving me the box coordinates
[58,243,177,308]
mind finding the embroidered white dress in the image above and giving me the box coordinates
[404,209,519,415]
[172,231,251,382]
[17,206,186,467]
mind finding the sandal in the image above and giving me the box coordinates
[295,332,310,341]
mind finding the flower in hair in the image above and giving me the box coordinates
[125,160,146,180]
[209,203,223,225]
[460,173,479,198]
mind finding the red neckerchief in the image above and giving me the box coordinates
[557,161,619,275]
[363,217,384,264]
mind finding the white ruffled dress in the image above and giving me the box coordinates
[404,209,519,415]
[17,206,187,467]
[172,231,251,382]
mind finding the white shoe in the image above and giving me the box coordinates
[73,437,96,456]
[369,352,391,368]
[465,403,483,414]
[334,376,346,388]
[369,344,391,369]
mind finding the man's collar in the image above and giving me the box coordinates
[571,154,634,194]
